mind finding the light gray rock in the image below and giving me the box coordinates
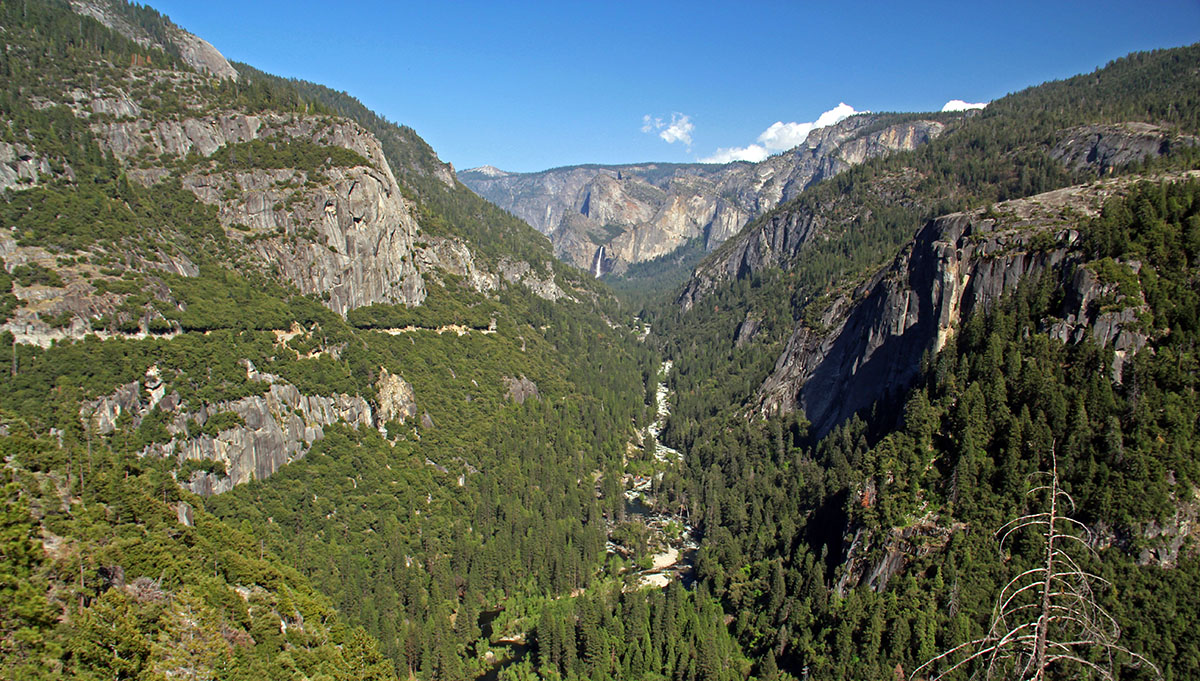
[69,0,239,80]
[414,237,501,292]
[173,501,194,527]
[92,113,262,161]
[376,368,417,431]
[160,381,374,495]
[502,375,540,404]
[85,367,375,496]
[62,86,142,119]
[0,142,58,191]
[1047,263,1149,380]
[85,380,144,434]
[734,314,761,348]
[756,178,1165,438]
[1051,122,1198,174]
[461,115,945,272]
[497,259,570,302]
[231,164,428,314]
[93,111,430,313]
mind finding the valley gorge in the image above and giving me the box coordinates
[2,3,1199,681]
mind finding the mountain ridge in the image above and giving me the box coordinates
[460,113,949,274]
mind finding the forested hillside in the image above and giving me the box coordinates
[2,1,1198,680]
[0,1,732,679]
[662,45,1200,451]
[644,44,1200,679]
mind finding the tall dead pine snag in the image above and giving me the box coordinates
[912,450,1159,681]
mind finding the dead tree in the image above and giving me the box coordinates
[912,450,1159,681]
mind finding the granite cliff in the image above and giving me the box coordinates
[0,0,592,502]
[97,109,429,313]
[81,359,420,496]
[1051,122,1199,174]
[69,0,239,80]
[756,174,1191,437]
[1,28,580,348]
[678,117,1196,313]
[461,115,945,273]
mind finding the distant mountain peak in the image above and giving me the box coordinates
[463,165,509,177]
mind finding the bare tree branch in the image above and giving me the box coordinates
[912,446,1162,681]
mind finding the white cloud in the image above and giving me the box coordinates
[702,144,770,164]
[642,112,694,148]
[757,121,815,153]
[660,113,694,146]
[701,103,862,163]
[813,102,859,128]
[942,99,988,112]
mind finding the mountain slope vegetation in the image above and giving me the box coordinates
[0,2,711,679]
[642,43,1200,679]
[2,1,1198,680]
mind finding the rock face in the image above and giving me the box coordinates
[497,259,570,302]
[675,117,1199,312]
[414,237,501,293]
[168,381,373,496]
[90,105,574,308]
[757,177,1170,438]
[460,115,945,273]
[83,363,376,496]
[678,165,926,312]
[93,112,264,160]
[91,111,429,314]
[502,376,540,404]
[242,161,428,315]
[835,512,964,596]
[1051,122,1198,174]
[376,368,418,430]
[4,104,435,325]
[69,0,239,80]
[3,10,576,341]
[1047,264,1149,380]
[0,142,63,191]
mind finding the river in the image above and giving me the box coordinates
[647,359,682,463]
[476,608,531,681]
[474,360,696,681]
[617,359,697,587]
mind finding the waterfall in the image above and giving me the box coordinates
[591,245,607,278]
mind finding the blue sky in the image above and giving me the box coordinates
[150,1,1199,173]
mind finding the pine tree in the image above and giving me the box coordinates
[150,589,231,681]
[0,479,61,679]
[68,589,152,680]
